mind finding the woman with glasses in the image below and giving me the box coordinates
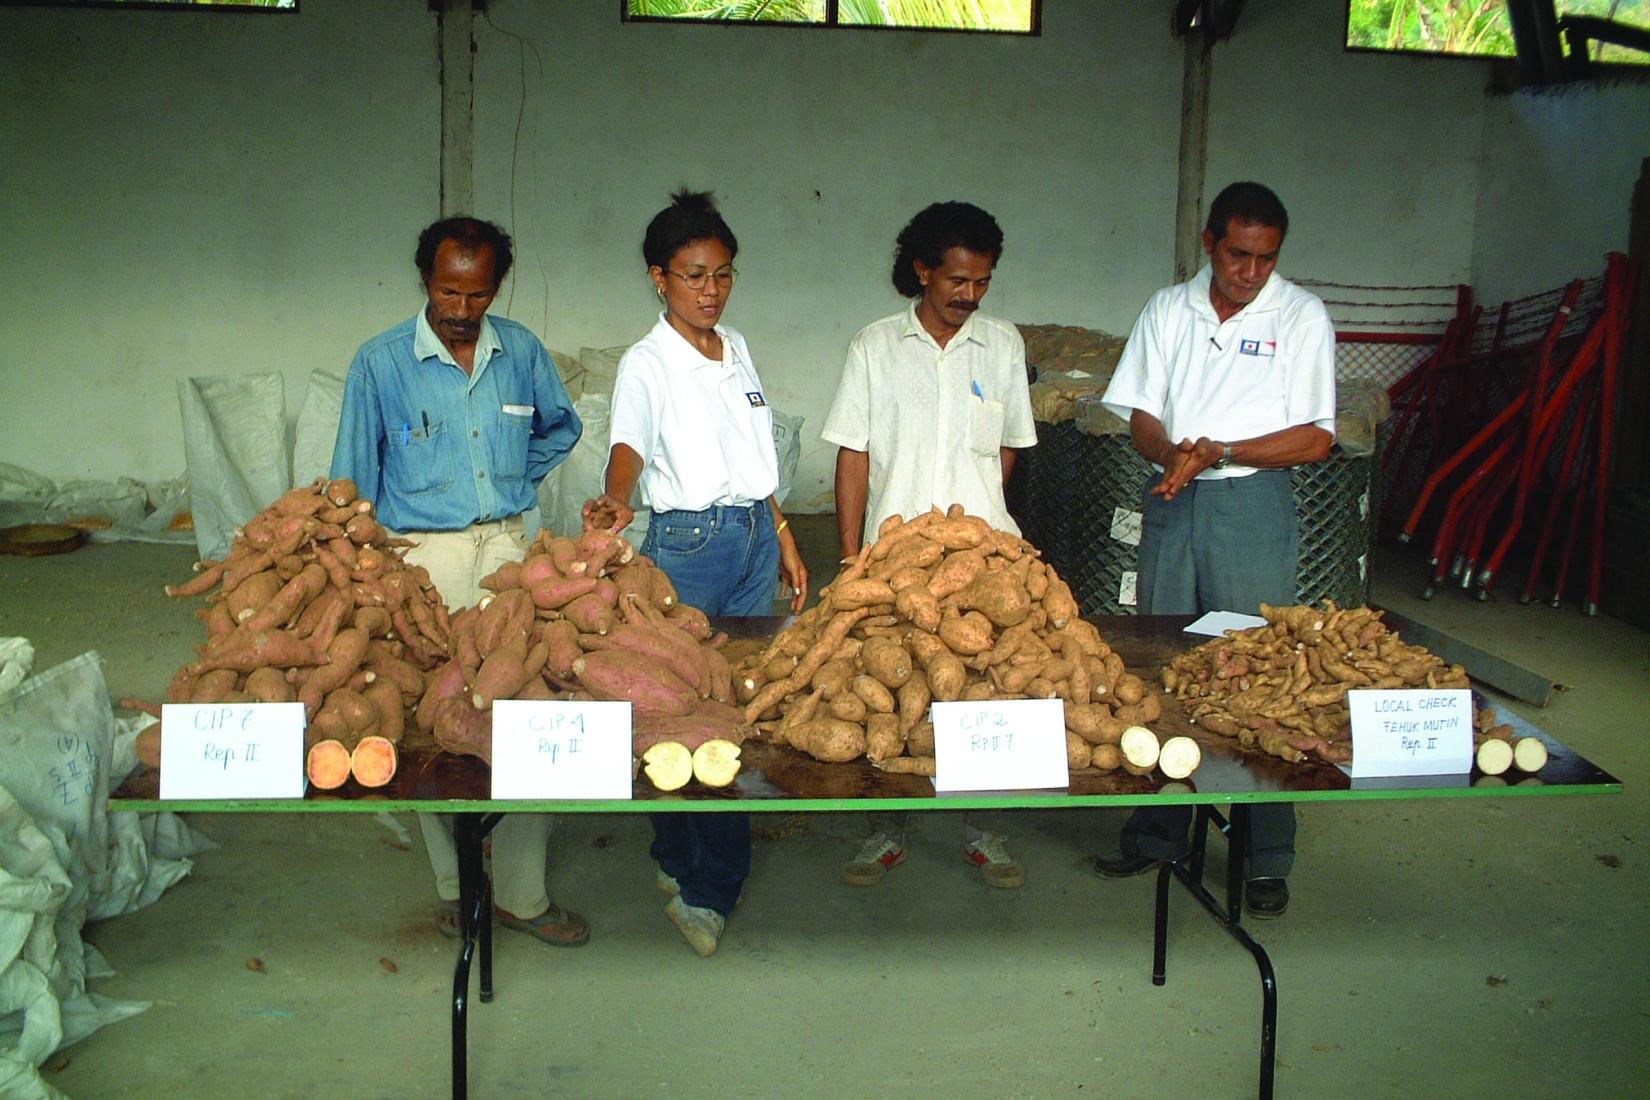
[583,189,807,956]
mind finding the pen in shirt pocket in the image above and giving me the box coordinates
[970,380,984,401]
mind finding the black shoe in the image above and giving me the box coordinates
[1245,878,1289,919]
[1093,852,1160,878]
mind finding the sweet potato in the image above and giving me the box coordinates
[642,740,693,791]
[165,560,228,598]
[896,676,931,734]
[416,659,467,731]
[323,477,359,507]
[349,735,398,788]
[1158,736,1201,780]
[562,592,615,635]
[810,657,858,698]
[925,652,967,701]
[136,721,163,768]
[852,674,898,715]
[860,636,914,689]
[789,719,868,763]
[526,574,601,612]
[299,627,371,715]
[245,666,296,704]
[472,633,531,708]
[1513,737,1548,773]
[905,721,936,757]
[433,697,493,762]
[830,692,869,723]
[832,578,898,611]
[192,628,320,673]
[878,755,936,776]
[922,515,991,550]
[894,587,942,632]
[938,611,994,656]
[955,571,1033,628]
[539,619,582,680]
[225,571,285,623]
[572,651,696,718]
[362,679,406,744]
[1113,674,1147,706]
[306,739,352,790]
[188,668,239,704]
[580,623,709,697]
[632,708,752,755]
[1066,731,1093,770]
[865,713,904,762]
[665,603,713,641]
[928,549,987,599]
[690,739,742,788]
[1089,743,1122,772]
[1120,725,1160,770]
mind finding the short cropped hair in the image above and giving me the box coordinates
[890,202,1004,298]
[415,216,514,286]
[1205,182,1288,244]
[642,189,739,271]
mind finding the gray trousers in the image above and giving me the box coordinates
[1122,471,1298,879]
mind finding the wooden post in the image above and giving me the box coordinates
[1173,28,1212,284]
[438,0,475,217]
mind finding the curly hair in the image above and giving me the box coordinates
[415,216,514,286]
[1204,182,1289,244]
[642,189,739,271]
[890,202,1004,298]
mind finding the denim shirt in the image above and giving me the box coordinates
[331,311,582,532]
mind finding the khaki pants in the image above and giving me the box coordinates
[401,516,553,918]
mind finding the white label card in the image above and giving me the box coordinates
[1348,689,1473,778]
[1184,611,1268,637]
[490,701,634,800]
[159,703,306,799]
[931,699,1069,792]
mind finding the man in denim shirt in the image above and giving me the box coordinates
[332,216,588,945]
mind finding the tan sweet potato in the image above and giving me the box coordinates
[789,719,868,763]
[925,652,967,701]
[192,628,320,674]
[865,713,904,762]
[938,611,994,656]
[832,577,898,611]
[1066,731,1093,770]
[906,721,936,757]
[894,587,942,632]
[928,549,987,599]
[830,692,869,723]
[955,571,1033,628]
[860,636,914,689]
[810,657,858,698]
[879,755,937,776]
[1089,743,1122,771]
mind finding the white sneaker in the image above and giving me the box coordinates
[963,831,1025,889]
[665,895,724,957]
[842,831,908,887]
[657,868,681,896]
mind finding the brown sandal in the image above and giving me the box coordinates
[495,904,590,947]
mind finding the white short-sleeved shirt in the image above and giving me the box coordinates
[821,303,1038,542]
[1101,266,1336,480]
[608,314,779,513]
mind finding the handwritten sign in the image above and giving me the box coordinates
[1348,689,1473,778]
[932,699,1069,792]
[490,701,634,800]
[159,703,305,799]
[1184,611,1268,637]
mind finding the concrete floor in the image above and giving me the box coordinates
[2,517,1646,1100]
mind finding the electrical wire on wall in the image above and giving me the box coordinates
[481,9,548,335]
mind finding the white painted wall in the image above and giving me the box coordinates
[3,0,1642,507]
[469,2,1183,509]
[1204,1,1490,289]
[1471,81,1650,304]
[0,0,436,484]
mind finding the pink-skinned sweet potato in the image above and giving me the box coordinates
[571,651,696,718]
[190,629,319,674]
[433,697,493,763]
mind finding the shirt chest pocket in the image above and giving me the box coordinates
[386,418,453,496]
[966,397,1006,456]
[489,405,534,482]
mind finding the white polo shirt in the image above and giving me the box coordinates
[822,303,1038,541]
[1101,265,1336,480]
[608,314,779,513]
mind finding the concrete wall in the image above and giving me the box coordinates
[3,0,1643,507]
[1471,81,1650,304]
[0,0,436,484]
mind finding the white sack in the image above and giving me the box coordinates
[177,373,291,561]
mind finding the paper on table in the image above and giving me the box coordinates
[1183,611,1268,637]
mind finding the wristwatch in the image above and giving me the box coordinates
[1211,442,1234,470]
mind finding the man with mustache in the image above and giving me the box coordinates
[332,216,589,946]
[822,200,1037,889]
[1093,182,1336,919]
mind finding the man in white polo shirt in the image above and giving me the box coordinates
[1093,182,1336,919]
[822,201,1038,889]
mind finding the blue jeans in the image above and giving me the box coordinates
[642,501,777,915]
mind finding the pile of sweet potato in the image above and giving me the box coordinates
[734,506,1157,777]
[1162,602,1474,765]
[143,477,449,789]
[417,528,751,788]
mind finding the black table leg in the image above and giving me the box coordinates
[452,812,502,1100]
[1151,804,1279,1100]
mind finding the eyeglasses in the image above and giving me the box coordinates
[667,267,737,291]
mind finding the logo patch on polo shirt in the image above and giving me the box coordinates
[745,391,767,408]
[1238,339,1276,357]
